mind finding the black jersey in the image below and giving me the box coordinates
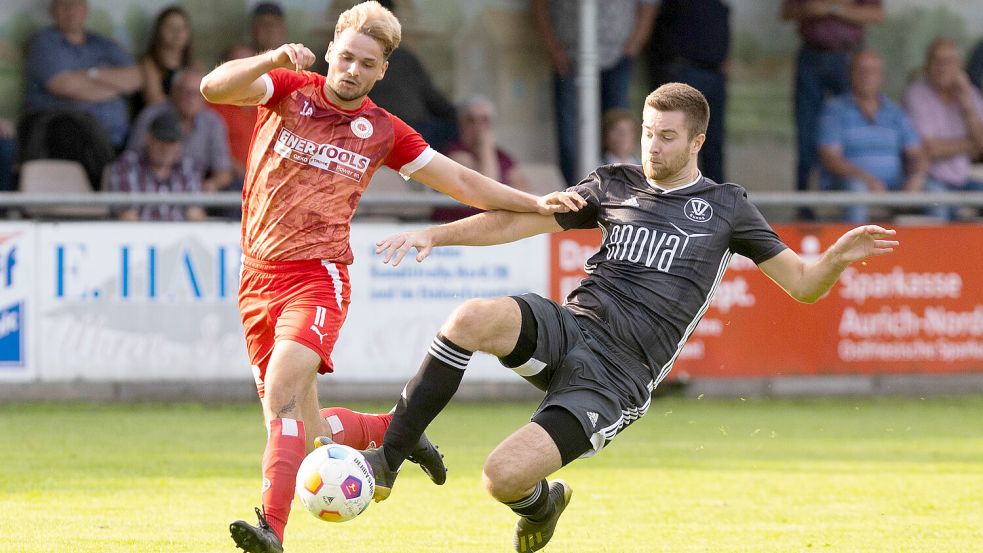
[554,164,788,385]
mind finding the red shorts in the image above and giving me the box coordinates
[238,255,351,393]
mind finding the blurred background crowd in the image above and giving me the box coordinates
[0,0,981,223]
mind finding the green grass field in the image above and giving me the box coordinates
[1,396,981,552]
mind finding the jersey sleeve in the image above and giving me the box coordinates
[729,190,788,264]
[554,172,603,230]
[260,68,313,108]
[383,113,434,178]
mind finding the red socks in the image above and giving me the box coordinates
[319,407,392,449]
[261,418,306,542]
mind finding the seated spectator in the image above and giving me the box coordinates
[128,69,233,195]
[445,96,529,190]
[23,0,143,150]
[250,2,286,53]
[0,118,15,193]
[435,96,529,221]
[207,44,258,183]
[602,108,641,165]
[108,110,206,221]
[903,38,983,220]
[136,6,196,114]
[367,0,458,151]
[818,50,927,223]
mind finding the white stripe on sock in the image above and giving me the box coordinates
[280,418,299,437]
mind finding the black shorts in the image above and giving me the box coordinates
[505,294,654,459]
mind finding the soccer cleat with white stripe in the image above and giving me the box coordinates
[512,480,573,552]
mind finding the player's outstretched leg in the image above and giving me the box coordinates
[511,480,573,552]
[319,407,446,485]
[230,507,284,553]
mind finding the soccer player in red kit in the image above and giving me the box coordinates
[200,2,584,551]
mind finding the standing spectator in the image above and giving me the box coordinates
[532,0,658,185]
[601,108,640,165]
[136,6,196,114]
[818,50,927,223]
[250,2,287,53]
[128,69,233,195]
[0,118,15,193]
[967,37,983,92]
[782,0,884,219]
[366,0,458,152]
[436,96,531,221]
[648,0,730,183]
[109,110,206,221]
[903,38,983,220]
[23,0,143,150]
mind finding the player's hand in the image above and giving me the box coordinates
[830,225,899,266]
[376,229,435,267]
[269,43,316,72]
[535,191,586,215]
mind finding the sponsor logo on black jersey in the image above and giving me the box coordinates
[684,198,713,222]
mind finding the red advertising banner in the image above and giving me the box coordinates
[549,225,983,378]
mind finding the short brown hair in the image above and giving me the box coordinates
[602,108,635,138]
[335,1,401,59]
[644,83,709,139]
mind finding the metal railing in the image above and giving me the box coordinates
[1,191,982,208]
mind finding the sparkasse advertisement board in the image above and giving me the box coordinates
[550,225,983,378]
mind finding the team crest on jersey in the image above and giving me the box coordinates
[350,117,373,139]
[684,198,713,222]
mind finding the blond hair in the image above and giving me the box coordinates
[335,1,401,59]
[645,83,709,139]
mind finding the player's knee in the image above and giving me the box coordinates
[481,454,528,502]
[442,298,510,348]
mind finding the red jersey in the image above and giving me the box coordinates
[242,68,433,262]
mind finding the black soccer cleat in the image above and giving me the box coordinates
[406,431,447,485]
[359,446,398,502]
[230,507,283,553]
[512,480,573,553]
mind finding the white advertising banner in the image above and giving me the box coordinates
[35,222,248,381]
[334,225,549,381]
[0,223,37,382]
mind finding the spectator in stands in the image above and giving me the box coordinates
[968,38,983,91]
[128,69,233,196]
[434,96,530,222]
[648,0,730,183]
[366,0,458,152]
[23,0,143,150]
[208,44,259,184]
[903,38,983,220]
[0,118,14,193]
[782,0,884,219]
[136,6,196,114]
[818,50,927,223]
[532,0,657,185]
[109,110,206,221]
[444,96,529,191]
[250,2,287,53]
[601,108,640,165]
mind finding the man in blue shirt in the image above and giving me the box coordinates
[24,0,143,149]
[818,49,927,222]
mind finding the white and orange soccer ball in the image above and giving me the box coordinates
[295,443,375,523]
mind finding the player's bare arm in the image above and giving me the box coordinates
[757,225,899,303]
[376,210,564,267]
[408,152,586,215]
[200,43,317,105]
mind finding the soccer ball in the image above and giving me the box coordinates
[295,443,375,523]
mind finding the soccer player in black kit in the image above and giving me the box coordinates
[323,83,900,552]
